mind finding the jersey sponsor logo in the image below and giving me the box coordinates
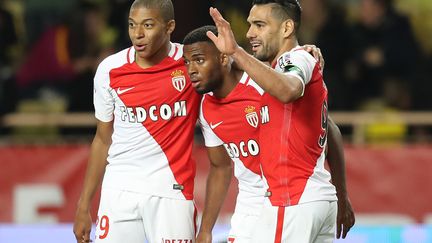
[161,239,193,243]
[245,105,259,128]
[120,101,187,123]
[210,121,223,129]
[116,86,135,95]
[260,106,270,124]
[171,69,186,92]
[223,139,260,159]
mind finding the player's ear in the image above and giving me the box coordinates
[220,53,230,66]
[166,19,175,35]
[281,19,295,38]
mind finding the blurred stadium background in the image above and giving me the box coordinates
[1,0,432,242]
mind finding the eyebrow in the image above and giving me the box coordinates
[248,20,266,25]
[128,17,155,23]
[194,53,206,56]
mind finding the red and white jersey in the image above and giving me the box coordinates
[93,43,200,200]
[259,46,337,207]
[199,72,266,214]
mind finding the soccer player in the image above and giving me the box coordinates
[72,1,201,242]
[183,25,353,242]
[183,25,265,243]
[207,0,355,242]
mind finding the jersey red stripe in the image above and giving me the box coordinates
[126,47,131,63]
[274,206,285,243]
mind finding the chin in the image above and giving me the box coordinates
[196,89,208,95]
[254,53,267,62]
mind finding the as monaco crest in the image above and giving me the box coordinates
[171,70,186,92]
[245,105,258,128]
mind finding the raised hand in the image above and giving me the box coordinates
[207,7,240,55]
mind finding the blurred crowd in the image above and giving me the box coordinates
[0,0,431,117]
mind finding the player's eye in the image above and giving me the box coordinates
[184,59,190,65]
[196,58,204,64]
[128,22,135,28]
[144,23,153,28]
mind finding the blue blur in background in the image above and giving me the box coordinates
[1,224,432,243]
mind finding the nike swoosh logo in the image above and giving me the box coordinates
[210,121,223,129]
[117,87,135,95]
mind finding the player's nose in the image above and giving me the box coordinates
[187,64,198,77]
[246,26,256,39]
[134,26,145,39]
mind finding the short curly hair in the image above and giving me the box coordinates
[183,25,218,46]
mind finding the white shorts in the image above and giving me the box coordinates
[251,200,337,243]
[94,188,197,243]
[227,211,260,243]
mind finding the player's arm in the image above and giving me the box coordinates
[197,145,233,243]
[326,117,355,239]
[73,120,113,243]
[207,7,303,103]
[232,47,303,104]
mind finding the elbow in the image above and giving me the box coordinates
[224,162,234,173]
[328,117,342,136]
[274,78,304,103]
[278,94,297,104]
[276,86,302,103]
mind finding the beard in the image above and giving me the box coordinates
[253,51,268,62]
[252,44,275,62]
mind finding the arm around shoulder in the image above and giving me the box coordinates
[232,47,303,103]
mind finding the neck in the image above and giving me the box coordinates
[135,41,171,68]
[271,38,299,65]
[213,69,244,98]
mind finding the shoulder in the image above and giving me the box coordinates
[96,47,132,74]
[168,42,184,61]
[275,48,316,72]
[239,72,264,95]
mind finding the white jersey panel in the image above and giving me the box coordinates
[199,97,224,147]
[102,94,185,199]
[93,49,129,122]
[92,44,200,200]
[298,148,338,204]
[232,157,266,214]
[275,47,317,96]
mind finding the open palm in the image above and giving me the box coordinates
[207,7,239,55]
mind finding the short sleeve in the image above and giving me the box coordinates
[93,61,115,122]
[275,49,316,95]
[199,98,224,147]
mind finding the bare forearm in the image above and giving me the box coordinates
[199,165,232,233]
[77,138,110,209]
[327,118,348,197]
[231,47,302,103]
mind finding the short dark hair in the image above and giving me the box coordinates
[252,0,302,32]
[183,25,218,45]
[131,0,174,22]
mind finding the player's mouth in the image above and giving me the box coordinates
[250,41,261,52]
[191,80,201,88]
[134,44,147,51]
